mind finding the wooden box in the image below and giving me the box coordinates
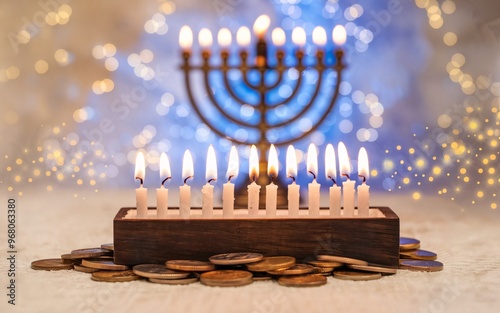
[113,207,399,268]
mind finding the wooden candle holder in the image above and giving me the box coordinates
[113,207,399,268]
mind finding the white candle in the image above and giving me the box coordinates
[156,152,171,218]
[325,144,341,216]
[266,144,278,216]
[253,14,270,39]
[179,150,193,219]
[179,26,193,51]
[236,26,251,47]
[332,25,347,46]
[202,145,217,218]
[135,152,148,218]
[286,145,300,216]
[198,28,213,50]
[248,145,261,215]
[357,147,370,216]
[307,143,320,216]
[223,146,239,217]
[338,142,355,216]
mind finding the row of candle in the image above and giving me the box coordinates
[134,142,370,219]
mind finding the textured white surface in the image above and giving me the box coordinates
[1,189,499,313]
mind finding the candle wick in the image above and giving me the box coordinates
[342,173,350,180]
[288,175,296,183]
[161,177,171,186]
[359,175,366,183]
[208,178,216,184]
[227,175,233,183]
[328,176,337,185]
[308,171,316,180]
[136,177,143,186]
[184,176,193,184]
[270,175,276,183]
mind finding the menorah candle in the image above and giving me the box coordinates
[357,147,370,216]
[202,145,217,218]
[236,26,251,48]
[248,145,261,215]
[179,25,193,52]
[266,144,278,216]
[218,28,232,50]
[223,146,239,217]
[286,145,300,216]
[253,14,270,67]
[156,152,171,218]
[179,150,193,219]
[338,142,355,216]
[272,27,286,46]
[135,152,148,218]
[292,27,306,48]
[307,143,320,216]
[332,25,347,46]
[198,28,212,54]
[312,26,327,46]
[325,144,341,216]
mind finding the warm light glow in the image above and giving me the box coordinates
[332,25,347,46]
[179,25,193,50]
[226,145,239,180]
[312,26,327,46]
[272,27,286,46]
[338,141,351,177]
[306,143,318,178]
[160,152,171,183]
[134,151,145,183]
[292,27,306,47]
[286,145,297,179]
[182,150,194,182]
[267,144,278,178]
[253,14,270,38]
[325,143,337,182]
[218,28,232,47]
[358,147,369,181]
[199,28,213,48]
[249,145,259,181]
[206,145,217,182]
[237,26,251,47]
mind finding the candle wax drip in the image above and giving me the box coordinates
[308,171,316,180]
[135,177,144,185]
[184,176,193,184]
[161,177,171,186]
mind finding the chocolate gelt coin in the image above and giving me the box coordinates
[200,270,253,287]
[81,259,129,271]
[278,274,327,287]
[317,255,368,266]
[149,276,199,285]
[246,256,296,272]
[267,264,314,276]
[165,260,215,272]
[333,270,382,281]
[348,264,397,274]
[70,248,112,259]
[91,270,141,282]
[31,259,74,271]
[399,260,443,272]
[400,249,437,261]
[400,237,420,251]
[209,252,264,265]
[133,264,190,279]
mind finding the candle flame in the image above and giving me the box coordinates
[312,26,327,46]
[160,152,171,185]
[253,14,270,38]
[236,26,251,47]
[332,25,346,46]
[286,145,297,181]
[292,27,306,47]
[358,147,369,182]
[338,141,351,179]
[206,145,217,183]
[325,143,337,184]
[179,26,193,50]
[134,151,145,185]
[267,144,278,180]
[218,28,232,47]
[272,27,286,46]
[249,145,259,182]
[199,28,213,48]
[306,143,318,179]
[226,145,239,181]
[182,150,194,184]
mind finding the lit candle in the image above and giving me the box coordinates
[135,151,148,219]
[325,144,341,216]
[286,145,300,216]
[312,26,327,46]
[223,146,239,217]
[266,144,278,216]
[307,143,320,216]
[332,25,347,46]
[338,142,355,216]
[156,152,171,218]
[292,27,306,47]
[236,26,251,47]
[357,147,370,216]
[248,145,261,215]
[199,28,213,51]
[272,27,286,46]
[218,28,232,48]
[202,145,217,218]
[179,150,193,219]
[253,14,270,39]
[179,26,193,52]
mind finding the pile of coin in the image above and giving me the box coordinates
[31,237,443,286]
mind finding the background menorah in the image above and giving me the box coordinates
[180,23,346,206]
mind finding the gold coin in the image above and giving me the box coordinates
[200,270,253,287]
[74,264,100,273]
[133,264,190,279]
[70,248,112,259]
[278,274,327,287]
[61,253,75,261]
[267,264,314,276]
[348,264,397,274]
[333,270,382,281]
[246,256,296,272]
[400,237,420,251]
[307,260,343,268]
[253,276,273,281]
[400,249,437,261]
[101,243,114,251]
[81,259,129,271]
[209,252,264,265]
[312,267,334,274]
[31,258,74,271]
[149,276,199,285]
[399,260,443,272]
[165,260,216,272]
[317,255,368,266]
[91,270,141,282]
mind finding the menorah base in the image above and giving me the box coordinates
[113,207,400,268]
